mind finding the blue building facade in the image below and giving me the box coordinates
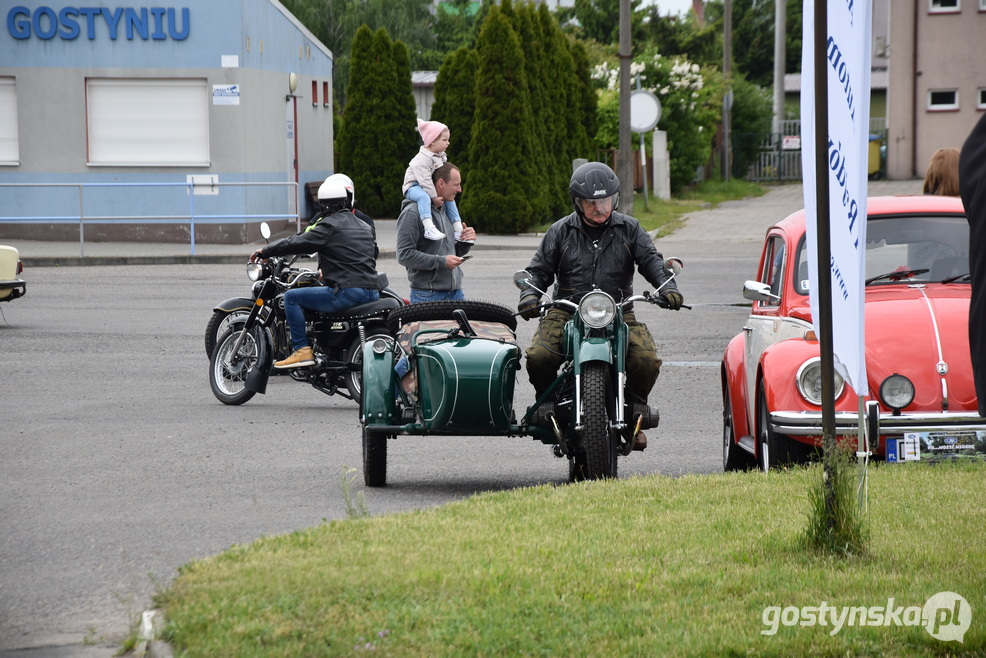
[0,1,334,243]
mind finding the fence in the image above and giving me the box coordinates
[741,118,888,183]
[0,180,300,257]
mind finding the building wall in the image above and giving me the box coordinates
[887,0,986,180]
[0,0,335,242]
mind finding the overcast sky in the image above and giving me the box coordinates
[643,0,697,16]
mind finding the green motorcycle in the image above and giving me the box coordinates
[360,259,684,486]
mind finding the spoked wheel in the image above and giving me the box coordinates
[362,425,388,487]
[723,383,755,472]
[572,362,617,481]
[204,309,248,358]
[345,329,393,404]
[210,326,267,405]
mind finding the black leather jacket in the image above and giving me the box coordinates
[522,211,678,305]
[261,209,379,289]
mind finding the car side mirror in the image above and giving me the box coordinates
[743,280,780,303]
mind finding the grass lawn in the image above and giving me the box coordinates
[157,461,985,656]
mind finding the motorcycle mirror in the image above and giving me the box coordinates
[665,257,683,276]
[513,270,534,291]
[260,222,272,241]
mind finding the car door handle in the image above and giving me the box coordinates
[742,326,753,332]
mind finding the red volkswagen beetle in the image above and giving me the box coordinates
[721,195,986,471]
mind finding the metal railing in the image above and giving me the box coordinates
[0,180,300,256]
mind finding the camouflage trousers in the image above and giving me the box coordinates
[524,308,662,401]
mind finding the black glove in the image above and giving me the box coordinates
[659,289,684,311]
[518,295,541,321]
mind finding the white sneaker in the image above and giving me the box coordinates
[424,226,446,240]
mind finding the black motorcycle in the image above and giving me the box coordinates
[208,253,405,406]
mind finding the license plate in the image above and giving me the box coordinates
[886,430,985,462]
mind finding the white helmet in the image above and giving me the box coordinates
[317,173,355,210]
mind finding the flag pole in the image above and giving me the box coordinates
[812,0,838,526]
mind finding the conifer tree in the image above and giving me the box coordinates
[430,46,478,173]
[460,6,535,234]
[337,26,417,217]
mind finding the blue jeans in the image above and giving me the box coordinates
[283,286,379,350]
[406,183,461,224]
[409,288,465,304]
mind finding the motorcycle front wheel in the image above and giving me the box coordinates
[209,325,268,405]
[204,310,248,358]
[571,362,618,481]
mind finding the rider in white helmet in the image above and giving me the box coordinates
[251,173,380,368]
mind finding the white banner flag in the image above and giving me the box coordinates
[800,0,872,394]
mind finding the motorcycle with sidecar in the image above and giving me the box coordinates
[359,259,685,486]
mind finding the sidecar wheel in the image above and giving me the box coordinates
[362,425,388,487]
[345,328,393,404]
[210,326,267,405]
[385,299,517,336]
[578,362,618,480]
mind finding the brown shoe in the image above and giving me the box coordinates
[274,347,315,369]
[632,431,647,451]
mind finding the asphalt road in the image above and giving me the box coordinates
[9,181,922,654]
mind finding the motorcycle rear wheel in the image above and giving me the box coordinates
[344,328,393,404]
[573,362,618,481]
[210,325,268,405]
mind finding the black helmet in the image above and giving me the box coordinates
[569,162,620,219]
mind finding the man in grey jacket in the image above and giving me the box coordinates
[396,163,477,303]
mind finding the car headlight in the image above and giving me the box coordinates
[879,374,915,412]
[246,261,265,282]
[579,291,616,329]
[796,357,845,405]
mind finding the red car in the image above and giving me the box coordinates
[721,195,986,471]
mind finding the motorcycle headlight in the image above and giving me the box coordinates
[879,374,915,411]
[579,291,616,329]
[246,261,265,282]
[796,357,845,405]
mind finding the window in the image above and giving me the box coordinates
[0,78,19,165]
[929,0,960,12]
[312,80,318,106]
[86,78,209,166]
[928,89,959,111]
[978,88,986,110]
[760,236,786,306]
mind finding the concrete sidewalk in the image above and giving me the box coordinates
[6,180,924,267]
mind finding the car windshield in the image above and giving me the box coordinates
[794,212,970,293]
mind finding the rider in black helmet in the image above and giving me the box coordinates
[518,162,683,449]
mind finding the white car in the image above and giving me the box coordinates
[0,245,26,302]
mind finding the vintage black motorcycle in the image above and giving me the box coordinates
[208,227,405,406]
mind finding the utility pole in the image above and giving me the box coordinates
[618,0,634,200]
[773,0,787,140]
[722,0,732,181]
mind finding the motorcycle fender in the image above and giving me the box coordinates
[214,296,255,313]
[240,324,274,395]
[361,340,396,425]
[576,337,613,367]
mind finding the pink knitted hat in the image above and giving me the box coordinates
[417,118,448,148]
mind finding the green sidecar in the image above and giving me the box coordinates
[360,300,559,487]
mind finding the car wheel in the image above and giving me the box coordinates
[757,386,785,472]
[723,383,755,472]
